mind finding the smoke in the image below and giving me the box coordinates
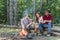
[23,9,28,17]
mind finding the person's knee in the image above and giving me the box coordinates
[48,22,52,29]
[39,23,43,27]
[48,22,51,25]
[48,22,51,24]
[28,26,32,30]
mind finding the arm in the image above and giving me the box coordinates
[44,20,52,23]
[47,20,52,22]
[39,16,44,23]
[27,22,32,28]
[43,15,53,23]
[21,19,25,28]
[27,19,32,28]
[44,16,53,23]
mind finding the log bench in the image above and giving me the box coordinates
[30,22,60,36]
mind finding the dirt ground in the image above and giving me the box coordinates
[0,33,60,40]
[0,27,60,40]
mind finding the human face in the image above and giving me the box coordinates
[45,11,49,16]
[24,15,28,19]
[36,13,40,18]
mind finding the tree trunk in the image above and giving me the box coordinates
[46,0,48,6]
[40,0,43,12]
[13,0,18,25]
[9,0,13,25]
[33,0,36,18]
[7,0,9,24]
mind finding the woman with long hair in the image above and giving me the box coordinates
[35,12,43,35]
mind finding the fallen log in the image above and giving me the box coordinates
[52,27,60,33]
[43,27,60,33]
[52,32,60,37]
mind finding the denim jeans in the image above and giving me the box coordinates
[27,26,32,33]
[39,22,52,33]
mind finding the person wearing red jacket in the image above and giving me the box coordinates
[39,10,53,36]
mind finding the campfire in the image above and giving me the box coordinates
[19,28,28,37]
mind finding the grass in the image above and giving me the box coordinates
[0,28,19,34]
[46,36,59,40]
[0,28,60,40]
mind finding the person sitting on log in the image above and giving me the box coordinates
[20,14,32,37]
[35,12,43,35]
[39,9,53,36]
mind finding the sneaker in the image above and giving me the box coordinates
[47,34,50,36]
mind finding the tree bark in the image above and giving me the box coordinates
[13,0,18,25]
[7,0,9,24]
[9,0,13,25]
[40,0,43,12]
[46,0,48,6]
[33,0,36,18]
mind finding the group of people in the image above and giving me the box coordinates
[20,9,53,37]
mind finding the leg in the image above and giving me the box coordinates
[48,22,52,33]
[36,28,39,33]
[35,28,39,35]
[43,23,52,33]
[35,23,39,35]
[27,26,32,33]
[39,23,43,33]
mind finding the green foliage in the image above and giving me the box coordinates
[0,0,60,24]
[35,0,60,24]
[0,0,7,24]
[43,0,60,24]
[17,0,34,20]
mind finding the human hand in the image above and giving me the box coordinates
[42,22,45,23]
[22,26,25,29]
[44,20,48,22]
[26,25,29,28]
[41,20,47,23]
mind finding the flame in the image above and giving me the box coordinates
[20,29,28,36]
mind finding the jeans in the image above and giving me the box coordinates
[27,26,32,33]
[39,22,52,33]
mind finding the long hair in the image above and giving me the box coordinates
[36,12,41,22]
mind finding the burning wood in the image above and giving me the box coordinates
[19,28,28,37]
